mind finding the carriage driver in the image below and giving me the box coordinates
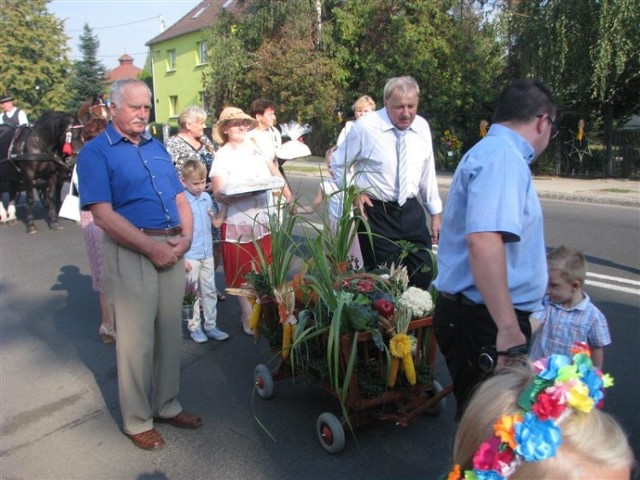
[0,94,29,126]
[76,78,202,450]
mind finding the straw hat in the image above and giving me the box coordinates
[213,107,257,145]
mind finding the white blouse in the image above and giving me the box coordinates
[210,144,273,243]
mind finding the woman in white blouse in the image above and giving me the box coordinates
[210,107,291,335]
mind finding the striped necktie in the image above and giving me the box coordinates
[394,128,408,206]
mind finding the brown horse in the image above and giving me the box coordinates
[76,95,110,142]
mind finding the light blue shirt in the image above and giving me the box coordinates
[184,190,213,260]
[433,124,547,312]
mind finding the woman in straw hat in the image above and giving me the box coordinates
[210,107,291,335]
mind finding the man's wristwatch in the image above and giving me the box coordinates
[478,343,529,373]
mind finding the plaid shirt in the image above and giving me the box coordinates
[530,292,611,360]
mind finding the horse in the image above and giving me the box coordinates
[0,112,84,233]
[76,95,110,142]
[0,97,110,233]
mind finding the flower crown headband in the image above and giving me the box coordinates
[448,343,614,480]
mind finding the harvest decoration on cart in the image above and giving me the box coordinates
[228,177,450,453]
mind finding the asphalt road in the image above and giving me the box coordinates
[1,179,638,479]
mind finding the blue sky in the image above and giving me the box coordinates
[48,0,201,69]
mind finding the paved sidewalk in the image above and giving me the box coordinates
[284,157,640,208]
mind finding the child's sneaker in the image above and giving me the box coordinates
[190,327,208,343]
[205,327,229,341]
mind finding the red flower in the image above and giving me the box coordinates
[356,280,374,292]
[531,387,567,421]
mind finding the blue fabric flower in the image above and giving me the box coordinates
[537,354,571,381]
[581,368,605,404]
[514,412,562,461]
[473,469,504,480]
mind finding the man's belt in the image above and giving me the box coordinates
[440,291,480,306]
[140,225,182,236]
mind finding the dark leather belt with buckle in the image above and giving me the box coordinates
[440,291,479,306]
[140,225,182,236]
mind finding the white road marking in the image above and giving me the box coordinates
[587,272,640,287]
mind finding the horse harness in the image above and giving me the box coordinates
[3,124,78,173]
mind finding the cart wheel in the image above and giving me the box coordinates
[316,412,345,454]
[426,380,447,416]
[254,364,274,400]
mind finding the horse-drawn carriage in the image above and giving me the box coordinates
[0,97,109,233]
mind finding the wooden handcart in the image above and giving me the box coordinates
[250,302,452,453]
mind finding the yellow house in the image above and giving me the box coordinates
[145,0,247,125]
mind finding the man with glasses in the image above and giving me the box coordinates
[433,78,558,420]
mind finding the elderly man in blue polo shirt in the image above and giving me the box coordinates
[433,79,558,420]
[77,78,201,450]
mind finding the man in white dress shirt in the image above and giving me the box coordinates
[331,76,442,288]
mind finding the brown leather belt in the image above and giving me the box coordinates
[140,225,182,236]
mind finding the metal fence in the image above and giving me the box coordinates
[554,127,640,179]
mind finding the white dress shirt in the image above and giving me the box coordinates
[331,107,442,215]
[0,106,29,125]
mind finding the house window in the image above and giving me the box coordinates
[167,49,176,71]
[197,42,208,65]
[169,96,178,117]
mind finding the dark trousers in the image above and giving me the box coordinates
[358,197,434,289]
[433,295,532,420]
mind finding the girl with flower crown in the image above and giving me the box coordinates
[446,348,634,480]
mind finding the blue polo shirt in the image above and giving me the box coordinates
[77,124,184,229]
[434,124,547,312]
[184,190,213,260]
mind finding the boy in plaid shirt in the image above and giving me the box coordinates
[530,245,611,368]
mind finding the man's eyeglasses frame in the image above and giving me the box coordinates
[537,113,559,139]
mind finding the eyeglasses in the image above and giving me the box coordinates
[537,113,559,139]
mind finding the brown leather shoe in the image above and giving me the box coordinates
[154,411,202,429]
[127,429,165,450]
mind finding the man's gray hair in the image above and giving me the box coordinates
[110,78,151,105]
[383,76,420,102]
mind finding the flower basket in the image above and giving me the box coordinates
[182,304,194,321]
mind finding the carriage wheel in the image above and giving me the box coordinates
[253,364,274,400]
[316,412,345,454]
[426,380,447,416]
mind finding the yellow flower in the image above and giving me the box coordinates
[493,413,523,449]
[390,333,412,358]
[567,382,595,413]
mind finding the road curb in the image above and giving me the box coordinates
[284,163,640,208]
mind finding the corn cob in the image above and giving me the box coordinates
[248,300,262,330]
[282,323,293,359]
[402,353,416,385]
[388,357,400,388]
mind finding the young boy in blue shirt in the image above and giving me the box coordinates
[181,159,228,343]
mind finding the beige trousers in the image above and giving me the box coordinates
[102,234,184,435]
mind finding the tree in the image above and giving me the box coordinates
[67,23,107,110]
[503,0,640,175]
[331,0,503,154]
[0,0,72,117]
[203,1,345,148]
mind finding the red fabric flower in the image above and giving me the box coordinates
[531,387,567,421]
